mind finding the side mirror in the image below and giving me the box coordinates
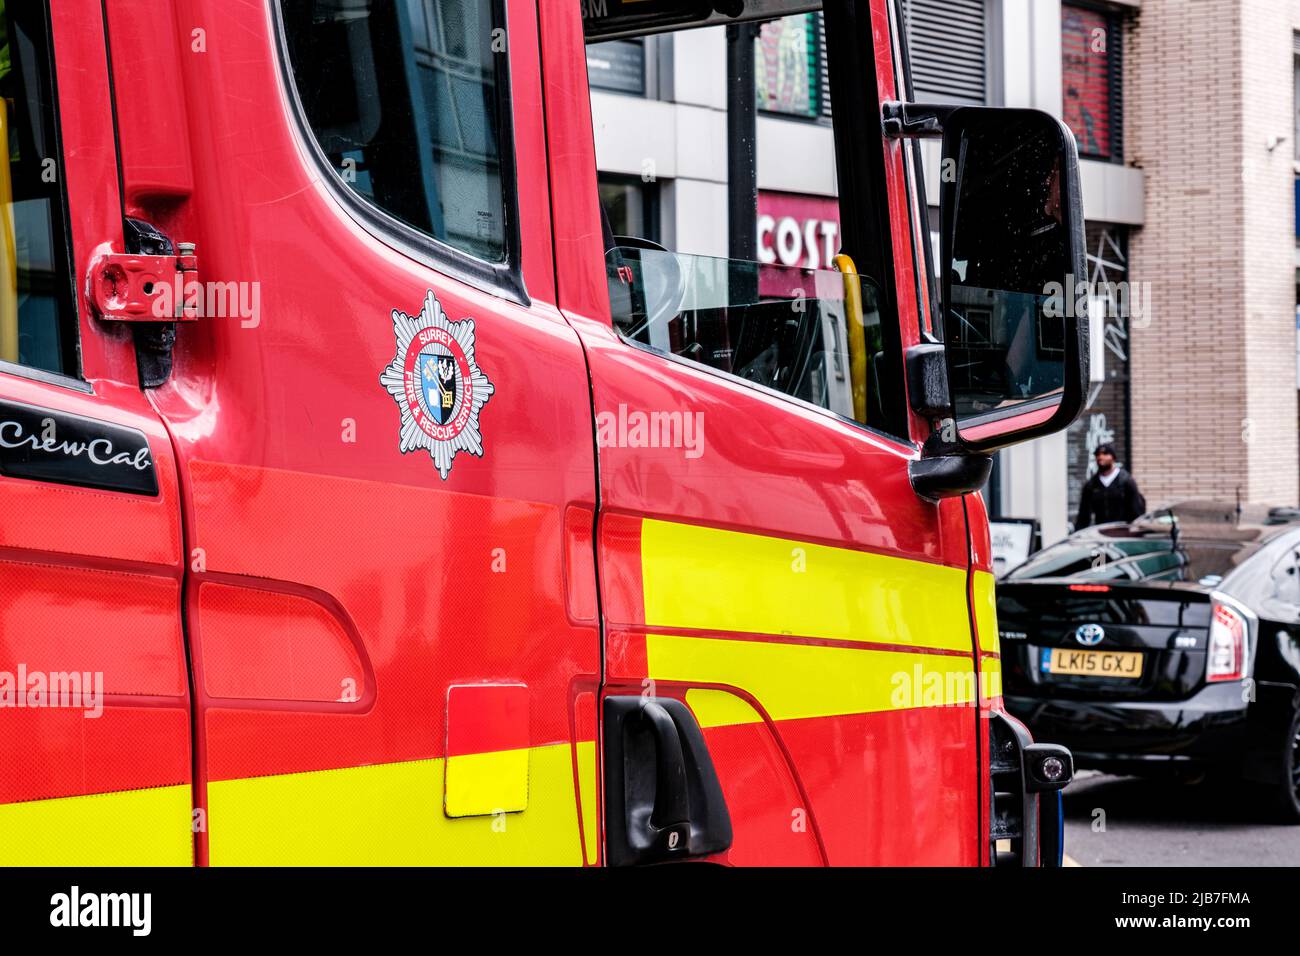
[939,107,1089,453]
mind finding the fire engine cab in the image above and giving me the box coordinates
[0,0,1086,866]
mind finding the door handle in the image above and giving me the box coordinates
[603,696,733,866]
[637,701,691,843]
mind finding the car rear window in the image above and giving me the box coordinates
[1006,533,1251,585]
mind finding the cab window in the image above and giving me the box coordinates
[280,0,510,264]
[584,2,906,440]
[0,0,78,377]
[608,250,889,428]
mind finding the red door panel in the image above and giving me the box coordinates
[102,0,600,865]
[0,0,191,865]
[538,0,982,865]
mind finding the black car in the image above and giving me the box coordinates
[998,501,1300,821]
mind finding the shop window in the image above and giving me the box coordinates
[1293,34,1299,251]
[588,38,648,96]
[755,13,830,119]
[1294,34,1300,163]
[1062,3,1124,162]
[599,175,659,245]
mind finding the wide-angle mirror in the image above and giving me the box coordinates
[939,107,1088,452]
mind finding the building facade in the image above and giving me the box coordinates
[1127,0,1300,509]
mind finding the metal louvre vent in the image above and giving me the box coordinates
[818,12,832,118]
[901,0,987,105]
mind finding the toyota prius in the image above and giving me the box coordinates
[998,501,1300,822]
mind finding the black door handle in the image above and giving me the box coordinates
[637,701,691,843]
[603,696,733,866]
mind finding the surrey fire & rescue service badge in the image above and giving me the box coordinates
[380,290,494,480]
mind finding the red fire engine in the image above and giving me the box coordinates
[0,0,1086,866]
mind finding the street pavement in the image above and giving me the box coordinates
[1062,771,1300,866]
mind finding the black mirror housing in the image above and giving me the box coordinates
[938,107,1089,454]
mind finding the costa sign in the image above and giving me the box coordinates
[757,191,841,271]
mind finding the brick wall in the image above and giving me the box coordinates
[1126,0,1299,507]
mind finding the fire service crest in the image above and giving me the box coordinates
[380,290,494,479]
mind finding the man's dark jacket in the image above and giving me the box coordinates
[1075,468,1146,529]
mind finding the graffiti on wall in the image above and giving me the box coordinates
[1067,225,1131,521]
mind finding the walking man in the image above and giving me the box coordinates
[1075,443,1146,529]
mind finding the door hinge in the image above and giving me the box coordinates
[89,244,199,322]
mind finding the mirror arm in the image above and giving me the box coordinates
[909,431,993,501]
[905,341,950,419]
[904,300,991,501]
[881,101,959,139]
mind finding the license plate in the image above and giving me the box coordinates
[1041,647,1143,679]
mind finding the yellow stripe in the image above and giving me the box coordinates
[641,519,972,652]
[445,747,529,817]
[575,739,598,864]
[207,743,587,866]
[973,570,1001,654]
[649,634,978,725]
[0,785,192,866]
[980,653,1003,699]
[684,688,763,728]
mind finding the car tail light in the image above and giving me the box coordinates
[1068,584,1110,592]
[1207,602,1246,682]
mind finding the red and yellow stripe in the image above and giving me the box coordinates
[612,516,988,865]
[2,517,996,866]
[205,743,593,866]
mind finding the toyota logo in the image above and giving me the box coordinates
[1075,623,1106,647]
